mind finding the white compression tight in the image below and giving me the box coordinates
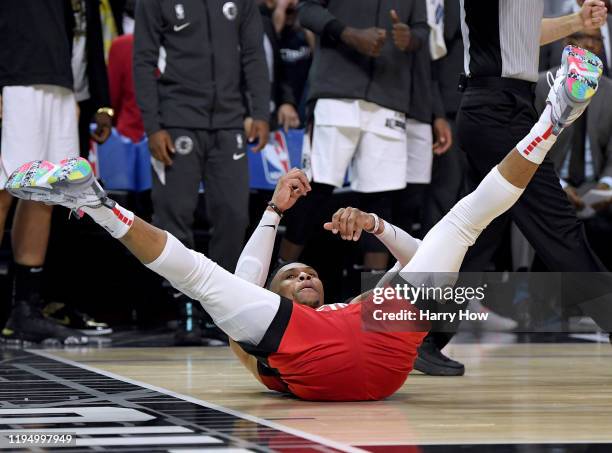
[145,235,281,345]
[143,166,523,346]
[402,166,524,274]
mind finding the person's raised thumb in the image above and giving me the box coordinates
[390,9,401,25]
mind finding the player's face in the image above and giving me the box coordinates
[270,263,325,308]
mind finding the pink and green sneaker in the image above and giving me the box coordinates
[5,158,111,213]
[546,45,603,135]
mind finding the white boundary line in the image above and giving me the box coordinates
[357,439,612,446]
[28,349,365,453]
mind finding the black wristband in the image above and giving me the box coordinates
[267,201,284,218]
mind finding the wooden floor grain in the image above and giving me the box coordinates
[51,342,612,446]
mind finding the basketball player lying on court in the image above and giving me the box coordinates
[5,46,603,401]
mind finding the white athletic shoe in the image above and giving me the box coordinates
[460,299,519,332]
[5,158,111,214]
[546,45,603,135]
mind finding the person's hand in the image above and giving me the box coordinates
[432,118,452,155]
[277,104,300,132]
[579,0,608,30]
[243,116,253,138]
[275,0,297,12]
[390,10,412,51]
[148,130,175,166]
[248,119,269,152]
[91,111,112,144]
[592,197,612,211]
[324,207,379,241]
[270,168,311,212]
[341,27,387,57]
[273,0,298,33]
[564,185,586,211]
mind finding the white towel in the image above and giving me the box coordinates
[427,0,447,61]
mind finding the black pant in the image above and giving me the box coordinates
[151,129,249,272]
[421,118,466,233]
[428,85,612,348]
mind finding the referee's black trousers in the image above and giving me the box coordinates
[428,84,612,348]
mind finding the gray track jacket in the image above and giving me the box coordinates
[134,0,270,135]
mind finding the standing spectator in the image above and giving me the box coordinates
[107,1,144,142]
[389,0,453,274]
[40,0,114,337]
[134,0,270,345]
[255,13,300,131]
[0,0,88,344]
[276,0,314,124]
[71,0,114,158]
[279,0,428,271]
[421,0,465,234]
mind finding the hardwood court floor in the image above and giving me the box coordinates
[50,342,612,448]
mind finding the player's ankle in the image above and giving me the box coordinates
[515,105,557,165]
[81,202,134,239]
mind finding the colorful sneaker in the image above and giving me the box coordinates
[546,45,603,135]
[5,158,111,214]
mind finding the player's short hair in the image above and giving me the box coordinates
[265,263,286,290]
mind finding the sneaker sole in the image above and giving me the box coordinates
[6,158,105,209]
[562,47,602,104]
[79,327,113,336]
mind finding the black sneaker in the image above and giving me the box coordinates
[414,336,465,376]
[201,317,229,347]
[43,302,113,336]
[1,300,88,346]
[174,294,204,346]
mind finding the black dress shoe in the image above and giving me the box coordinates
[414,336,465,376]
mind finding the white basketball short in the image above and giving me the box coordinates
[405,118,433,184]
[303,99,408,193]
[1,85,79,186]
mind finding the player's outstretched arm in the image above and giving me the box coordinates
[230,169,310,385]
[323,207,421,267]
[235,169,310,286]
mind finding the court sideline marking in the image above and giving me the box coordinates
[29,349,366,453]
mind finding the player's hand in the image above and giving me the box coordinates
[390,10,412,52]
[432,118,452,155]
[248,119,269,152]
[564,186,585,211]
[341,27,387,57]
[277,104,300,132]
[270,168,311,212]
[324,207,377,241]
[580,0,608,30]
[91,111,112,144]
[148,129,175,166]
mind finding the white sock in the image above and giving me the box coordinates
[516,105,558,164]
[82,203,134,239]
